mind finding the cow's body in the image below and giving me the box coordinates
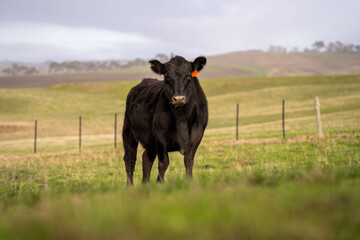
[122,56,208,185]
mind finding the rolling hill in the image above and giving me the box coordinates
[1,52,360,88]
[208,51,360,77]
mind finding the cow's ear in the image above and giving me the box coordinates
[192,56,207,72]
[149,60,165,75]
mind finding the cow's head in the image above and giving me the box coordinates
[149,56,206,107]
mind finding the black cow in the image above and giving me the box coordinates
[122,55,208,185]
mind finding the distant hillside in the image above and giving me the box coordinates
[1,52,360,88]
[206,51,360,78]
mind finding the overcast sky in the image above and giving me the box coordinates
[1,0,359,62]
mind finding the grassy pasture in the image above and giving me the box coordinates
[0,74,360,239]
[0,74,359,154]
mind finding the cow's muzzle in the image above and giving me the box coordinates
[172,96,186,106]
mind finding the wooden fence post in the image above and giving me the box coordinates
[114,113,117,148]
[236,103,239,140]
[79,116,82,151]
[34,120,37,154]
[314,96,323,138]
[282,99,285,139]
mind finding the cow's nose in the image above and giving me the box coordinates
[172,96,186,105]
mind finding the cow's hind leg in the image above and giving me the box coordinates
[123,129,138,186]
[142,148,156,183]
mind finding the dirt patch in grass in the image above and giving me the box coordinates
[0,124,30,134]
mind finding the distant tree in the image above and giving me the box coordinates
[67,61,82,71]
[59,62,68,72]
[334,41,344,53]
[125,58,147,67]
[25,67,38,75]
[2,68,13,75]
[109,60,120,69]
[86,61,96,71]
[98,61,108,70]
[11,63,20,74]
[1,63,39,75]
[49,61,60,72]
[11,63,28,75]
[268,45,287,53]
[268,45,276,53]
[323,41,359,54]
[19,65,28,74]
[312,41,325,52]
[326,42,336,53]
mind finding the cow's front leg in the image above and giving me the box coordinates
[183,125,204,179]
[184,153,195,178]
[157,145,169,182]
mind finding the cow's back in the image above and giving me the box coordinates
[124,78,163,147]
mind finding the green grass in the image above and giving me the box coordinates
[236,65,272,77]
[1,139,359,239]
[0,74,360,239]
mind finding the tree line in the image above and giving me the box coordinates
[47,53,170,73]
[48,58,147,73]
[1,63,39,76]
[1,54,169,76]
[268,40,360,54]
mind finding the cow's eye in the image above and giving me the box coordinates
[186,75,191,81]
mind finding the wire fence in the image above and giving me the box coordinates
[2,96,325,155]
[31,113,120,153]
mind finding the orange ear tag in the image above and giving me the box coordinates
[192,70,198,77]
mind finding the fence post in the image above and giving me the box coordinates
[236,103,239,140]
[114,113,117,148]
[282,99,285,139]
[34,120,37,154]
[314,96,323,138]
[79,116,82,152]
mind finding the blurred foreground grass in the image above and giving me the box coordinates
[1,138,359,239]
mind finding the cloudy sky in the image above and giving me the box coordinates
[1,0,359,62]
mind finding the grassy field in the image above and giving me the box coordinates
[1,74,360,239]
[1,74,359,154]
